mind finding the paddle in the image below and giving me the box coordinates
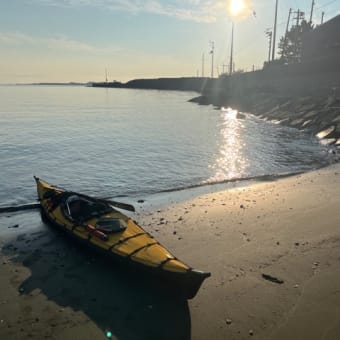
[71,192,135,212]
[0,203,40,213]
[0,197,135,214]
[100,199,135,212]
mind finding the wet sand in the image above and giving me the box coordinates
[1,164,340,339]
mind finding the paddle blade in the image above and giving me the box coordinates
[105,199,135,212]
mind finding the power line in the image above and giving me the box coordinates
[316,0,337,9]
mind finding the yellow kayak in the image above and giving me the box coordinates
[34,177,210,299]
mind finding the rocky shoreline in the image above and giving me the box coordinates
[190,91,340,151]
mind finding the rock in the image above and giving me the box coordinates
[137,200,145,203]
[262,273,284,284]
[316,125,335,139]
[226,319,232,325]
[8,224,19,229]
[301,119,312,127]
[290,118,304,127]
[249,329,254,336]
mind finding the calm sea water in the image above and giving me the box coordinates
[0,85,335,208]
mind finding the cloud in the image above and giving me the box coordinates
[0,32,36,45]
[0,31,121,54]
[27,0,227,23]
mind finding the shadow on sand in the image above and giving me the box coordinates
[1,217,191,340]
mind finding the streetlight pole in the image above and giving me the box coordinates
[266,30,273,62]
[272,0,279,61]
[309,0,315,24]
[229,22,234,75]
[202,53,205,77]
[210,41,215,78]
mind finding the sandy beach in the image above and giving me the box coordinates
[1,163,340,339]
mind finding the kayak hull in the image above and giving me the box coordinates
[35,177,210,299]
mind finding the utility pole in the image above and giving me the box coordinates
[266,30,273,62]
[309,0,315,24]
[202,53,205,77]
[296,9,300,26]
[321,11,325,24]
[209,41,215,78]
[285,8,292,38]
[294,10,304,26]
[272,0,279,61]
[229,22,234,76]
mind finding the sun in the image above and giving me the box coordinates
[229,0,246,16]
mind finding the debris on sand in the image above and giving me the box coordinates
[261,273,284,284]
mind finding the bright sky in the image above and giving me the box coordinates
[0,0,339,83]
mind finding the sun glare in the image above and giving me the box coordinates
[229,0,246,16]
[229,0,246,15]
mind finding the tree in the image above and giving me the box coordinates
[278,20,313,64]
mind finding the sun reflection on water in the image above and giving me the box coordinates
[206,107,249,183]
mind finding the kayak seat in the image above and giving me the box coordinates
[64,194,113,222]
[95,218,127,233]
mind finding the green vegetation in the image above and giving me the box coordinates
[278,20,313,64]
